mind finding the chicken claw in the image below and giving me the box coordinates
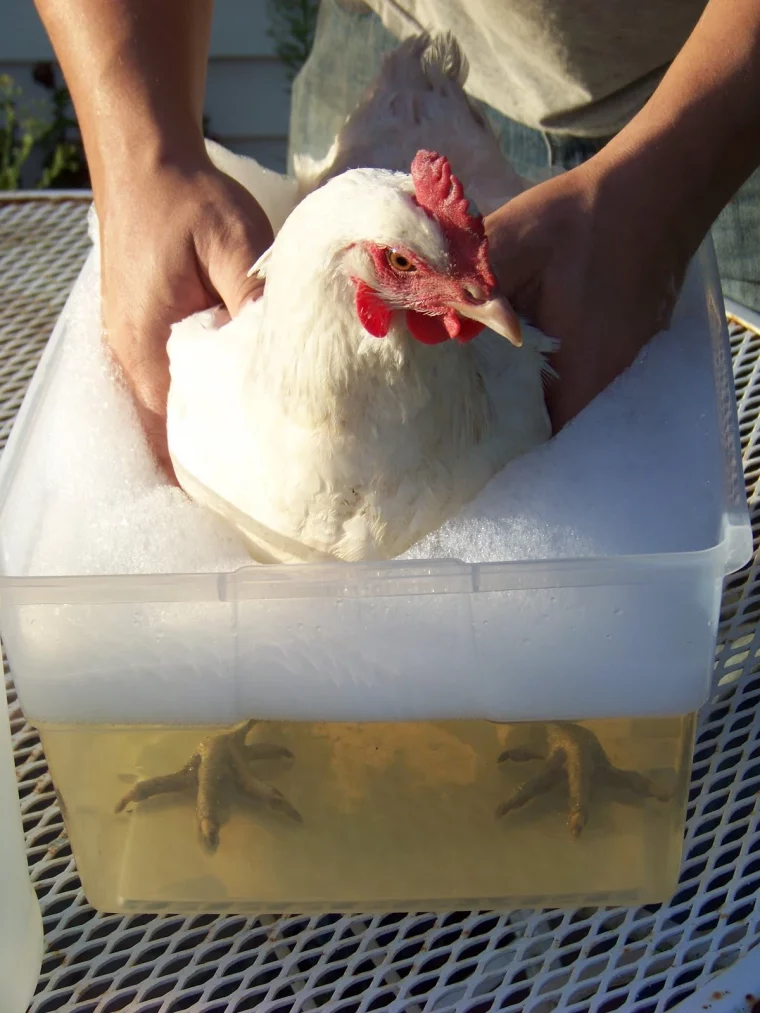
[116,719,300,852]
[495,721,670,837]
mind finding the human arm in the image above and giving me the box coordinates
[34,0,273,472]
[485,0,760,430]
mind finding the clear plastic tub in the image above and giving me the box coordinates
[0,242,751,912]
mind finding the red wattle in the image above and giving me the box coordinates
[406,310,485,345]
[405,311,450,345]
[355,282,392,338]
[452,317,486,342]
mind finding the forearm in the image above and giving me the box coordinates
[592,0,760,256]
[34,0,213,197]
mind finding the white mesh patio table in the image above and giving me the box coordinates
[2,192,759,1013]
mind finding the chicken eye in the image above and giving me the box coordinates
[386,249,416,273]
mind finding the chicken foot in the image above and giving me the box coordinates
[115,719,301,851]
[495,721,670,837]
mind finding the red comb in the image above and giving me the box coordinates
[410,150,494,286]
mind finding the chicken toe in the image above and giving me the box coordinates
[496,721,669,837]
[115,719,299,852]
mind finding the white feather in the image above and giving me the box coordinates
[294,33,526,213]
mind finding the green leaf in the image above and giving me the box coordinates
[266,0,319,81]
[0,65,90,189]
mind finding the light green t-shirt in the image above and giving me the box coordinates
[362,0,706,136]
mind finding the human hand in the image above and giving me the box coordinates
[98,153,273,475]
[485,156,690,432]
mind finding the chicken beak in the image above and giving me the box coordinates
[455,295,523,347]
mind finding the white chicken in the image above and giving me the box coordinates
[167,33,550,565]
[166,148,550,564]
[117,34,666,849]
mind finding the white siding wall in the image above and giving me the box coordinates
[0,0,292,171]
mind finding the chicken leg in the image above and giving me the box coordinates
[496,721,670,837]
[115,720,301,851]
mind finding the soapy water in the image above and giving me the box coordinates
[0,242,724,578]
[38,714,692,912]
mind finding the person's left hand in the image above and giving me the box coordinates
[98,151,274,476]
[485,156,690,432]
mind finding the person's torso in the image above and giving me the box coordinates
[362,0,707,136]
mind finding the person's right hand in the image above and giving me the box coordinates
[98,151,273,476]
[485,154,689,432]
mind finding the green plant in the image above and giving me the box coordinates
[266,0,320,81]
[32,62,89,189]
[0,64,87,191]
[0,74,39,189]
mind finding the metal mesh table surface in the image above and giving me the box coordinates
[2,194,760,1013]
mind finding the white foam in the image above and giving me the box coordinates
[2,246,725,579]
[403,269,724,562]
[6,250,251,577]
